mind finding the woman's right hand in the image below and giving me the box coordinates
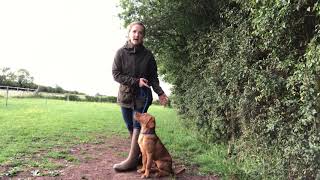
[139,78,150,88]
[159,93,169,106]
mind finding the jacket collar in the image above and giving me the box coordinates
[124,41,144,54]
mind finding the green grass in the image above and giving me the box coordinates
[0,98,242,178]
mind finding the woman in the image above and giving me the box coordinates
[112,21,168,171]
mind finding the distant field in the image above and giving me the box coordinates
[0,89,36,97]
[0,98,239,178]
[0,89,84,98]
[0,89,70,99]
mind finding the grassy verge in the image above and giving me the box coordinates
[0,98,242,178]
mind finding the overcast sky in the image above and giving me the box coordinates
[0,0,171,96]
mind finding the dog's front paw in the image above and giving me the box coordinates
[155,170,171,177]
[137,168,145,174]
[141,173,150,179]
[155,173,161,178]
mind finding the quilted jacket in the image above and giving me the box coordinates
[112,42,164,108]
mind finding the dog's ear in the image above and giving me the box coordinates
[133,112,139,121]
[146,117,155,128]
[135,112,141,117]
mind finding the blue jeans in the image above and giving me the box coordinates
[121,87,152,132]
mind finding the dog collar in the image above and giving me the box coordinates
[141,128,155,135]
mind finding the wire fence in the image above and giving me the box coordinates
[0,85,79,107]
[0,85,117,107]
[0,85,37,106]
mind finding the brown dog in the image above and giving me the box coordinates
[134,112,173,178]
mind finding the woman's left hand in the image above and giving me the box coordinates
[159,93,169,106]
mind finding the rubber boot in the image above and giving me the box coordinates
[113,128,140,172]
[129,130,133,139]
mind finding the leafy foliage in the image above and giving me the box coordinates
[0,67,37,88]
[119,0,320,178]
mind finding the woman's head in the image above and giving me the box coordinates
[127,21,145,46]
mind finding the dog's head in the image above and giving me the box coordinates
[134,112,155,129]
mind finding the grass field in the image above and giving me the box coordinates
[0,98,241,178]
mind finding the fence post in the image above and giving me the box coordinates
[6,86,9,107]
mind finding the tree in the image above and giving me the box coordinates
[16,69,34,88]
[119,0,320,178]
[0,67,16,86]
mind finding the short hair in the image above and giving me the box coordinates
[127,21,146,37]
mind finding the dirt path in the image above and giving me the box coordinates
[2,136,219,180]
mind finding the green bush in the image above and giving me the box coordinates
[119,0,320,178]
[66,94,81,101]
[85,95,117,103]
